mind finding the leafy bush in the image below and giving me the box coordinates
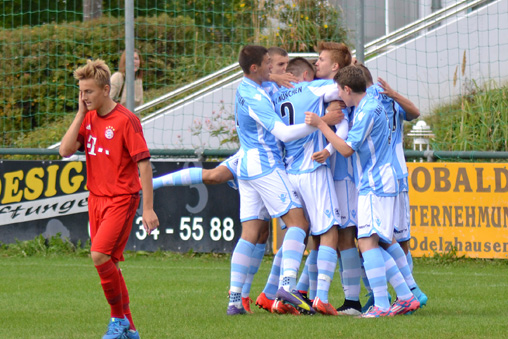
[427,83,508,152]
[1,2,349,149]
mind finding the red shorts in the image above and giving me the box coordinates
[88,193,140,263]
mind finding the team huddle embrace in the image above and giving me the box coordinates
[153,42,428,318]
[226,43,427,318]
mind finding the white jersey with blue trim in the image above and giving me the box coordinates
[330,106,355,181]
[235,77,285,180]
[346,95,398,196]
[367,84,409,184]
[272,79,339,174]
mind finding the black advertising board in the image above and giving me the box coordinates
[0,160,241,253]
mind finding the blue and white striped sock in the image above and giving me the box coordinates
[307,249,318,300]
[381,248,412,301]
[296,255,310,293]
[340,247,362,301]
[262,249,282,299]
[361,263,372,294]
[229,239,255,306]
[362,248,390,310]
[153,167,203,189]
[387,243,417,289]
[242,243,266,298]
[406,251,414,272]
[281,227,306,291]
[316,245,337,303]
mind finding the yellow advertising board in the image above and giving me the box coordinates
[407,162,508,259]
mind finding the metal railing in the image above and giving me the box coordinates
[135,1,490,120]
[363,0,490,56]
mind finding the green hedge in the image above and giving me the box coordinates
[0,3,348,149]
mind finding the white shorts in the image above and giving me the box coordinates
[238,167,302,222]
[288,166,340,236]
[394,191,411,242]
[357,193,396,244]
[334,179,358,228]
[219,152,240,190]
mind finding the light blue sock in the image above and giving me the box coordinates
[362,248,390,310]
[307,250,318,300]
[263,249,282,299]
[281,227,306,291]
[406,251,414,272]
[153,167,203,189]
[340,247,362,301]
[361,263,372,294]
[316,245,337,303]
[242,243,266,298]
[295,256,310,293]
[381,248,412,301]
[387,243,417,289]
[229,239,255,305]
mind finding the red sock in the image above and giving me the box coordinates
[95,259,123,318]
[118,269,135,331]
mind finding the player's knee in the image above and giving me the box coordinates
[202,168,231,185]
[91,251,111,266]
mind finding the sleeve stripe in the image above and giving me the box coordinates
[133,150,151,163]
[117,105,143,133]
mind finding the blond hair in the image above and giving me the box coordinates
[73,59,111,88]
[317,41,352,69]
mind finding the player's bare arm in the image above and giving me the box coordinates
[59,91,87,157]
[305,111,353,157]
[269,72,298,88]
[138,159,159,234]
[321,100,345,125]
[377,77,420,120]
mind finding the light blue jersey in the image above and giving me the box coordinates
[272,79,339,174]
[262,81,281,98]
[367,84,409,189]
[330,106,355,181]
[235,77,285,180]
[346,95,398,196]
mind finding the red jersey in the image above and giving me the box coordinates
[78,104,150,197]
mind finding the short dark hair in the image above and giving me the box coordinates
[356,64,373,86]
[286,57,315,78]
[334,65,366,93]
[239,45,268,74]
[268,46,288,57]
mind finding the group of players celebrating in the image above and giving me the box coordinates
[153,42,428,318]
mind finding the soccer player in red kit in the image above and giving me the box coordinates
[59,59,159,339]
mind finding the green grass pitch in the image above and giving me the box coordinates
[0,253,507,338]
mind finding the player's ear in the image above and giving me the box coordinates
[103,84,111,96]
[250,64,258,74]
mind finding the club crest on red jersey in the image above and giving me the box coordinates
[105,126,115,139]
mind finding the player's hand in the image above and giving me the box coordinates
[305,111,322,127]
[378,77,396,98]
[142,209,159,235]
[77,91,89,115]
[270,73,297,88]
[323,101,345,125]
[312,149,330,163]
